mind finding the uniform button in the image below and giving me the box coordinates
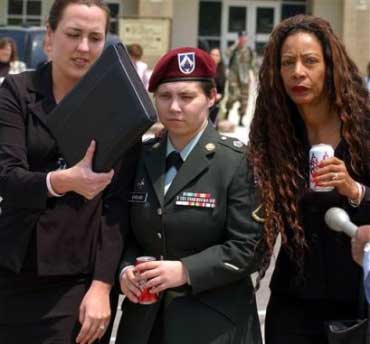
[157,208,163,215]
[221,136,227,140]
[157,232,162,239]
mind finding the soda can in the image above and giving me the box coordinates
[309,144,334,192]
[135,256,158,304]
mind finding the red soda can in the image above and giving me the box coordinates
[135,256,158,304]
[309,144,334,192]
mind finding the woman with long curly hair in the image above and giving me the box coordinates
[248,15,370,344]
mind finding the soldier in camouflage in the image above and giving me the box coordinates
[225,31,256,126]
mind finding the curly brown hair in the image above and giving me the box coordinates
[248,15,370,277]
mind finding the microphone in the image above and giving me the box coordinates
[324,207,358,238]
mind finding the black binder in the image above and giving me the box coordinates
[47,43,157,172]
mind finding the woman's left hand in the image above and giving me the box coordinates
[313,157,359,199]
[134,260,188,294]
[76,280,111,344]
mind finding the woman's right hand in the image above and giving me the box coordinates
[120,266,142,303]
[50,140,114,199]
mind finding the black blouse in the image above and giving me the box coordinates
[270,138,369,306]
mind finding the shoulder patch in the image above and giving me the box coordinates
[217,135,245,153]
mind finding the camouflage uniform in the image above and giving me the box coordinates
[225,43,256,125]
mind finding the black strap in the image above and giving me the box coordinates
[165,151,183,172]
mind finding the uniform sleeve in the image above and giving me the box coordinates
[181,155,263,294]
[93,143,140,284]
[0,77,48,209]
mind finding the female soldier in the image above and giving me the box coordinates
[248,15,370,344]
[117,47,263,344]
[0,1,137,343]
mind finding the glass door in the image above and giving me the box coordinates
[222,0,253,53]
[222,0,280,57]
[250,1,280,56]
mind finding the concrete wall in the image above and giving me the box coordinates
[342,0,370,74]
[122,0,139,17]
[138,0,173,17]
[171,0,198,48]
[0,0,6,25]
[312,0,344,37]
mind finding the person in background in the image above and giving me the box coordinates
[224,31,256,126]
[365,62,370,92]
[116,47,263,344]
[127,43,150,90]
[248,15,370,344]
[0,37,26,82]
[209,47,226,125]
[0,1,138,343]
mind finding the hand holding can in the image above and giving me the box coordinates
[135,256,159,304]
[309,144,334,192]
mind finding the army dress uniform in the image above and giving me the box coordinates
[116,122,263,344]
[225,34,256,125]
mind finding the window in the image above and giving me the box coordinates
[199,1,222,36]
[228,6,247,33]
[198,1,222,50]
[282,2,307,20]
[107,2,120,34]
[256,7,275,34]
[7,0,42,26]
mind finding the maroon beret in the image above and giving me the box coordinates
[148,47,216,92]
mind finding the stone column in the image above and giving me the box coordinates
[342,0,370,74]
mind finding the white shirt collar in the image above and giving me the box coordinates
[166,121,208,161]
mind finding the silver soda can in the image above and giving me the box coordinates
[309,144,334,192]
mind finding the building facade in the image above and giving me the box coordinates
[0,0,369,73]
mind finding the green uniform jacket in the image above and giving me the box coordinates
[116,124,263,344]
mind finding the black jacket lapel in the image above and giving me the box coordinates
[143,139,166,207]
[26,63,56,129]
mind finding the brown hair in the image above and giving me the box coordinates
[127,44,143,60]
[48,0,111,33]
[0,37,18,62]
[199,80,217,98]
[248,15,370,277]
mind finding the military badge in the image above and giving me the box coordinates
[136,178,145,190]
[176,192,216,208]
[128,192,148,203]
[233,140,243,148]
[177,52,195,74]
[205,143,215,152]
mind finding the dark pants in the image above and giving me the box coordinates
[265,294,358,344]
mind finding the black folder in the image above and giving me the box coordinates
[47,43,157,172]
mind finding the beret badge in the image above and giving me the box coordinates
[177,52,196,74]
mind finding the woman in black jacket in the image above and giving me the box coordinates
[0,1,137,343]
